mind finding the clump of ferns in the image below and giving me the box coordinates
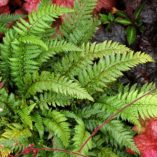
[0,0,157,157]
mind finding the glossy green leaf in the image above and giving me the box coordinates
[100,14,109,24]
[126,26,137,45]
[134,3,145,20]
[115,17,132,26]
[116,11,128,18]
[108,13,114,22]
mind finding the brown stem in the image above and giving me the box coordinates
[78,88,156,153]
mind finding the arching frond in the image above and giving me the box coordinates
[61,0,98,44]
[32,113,44,139]
[13,5,72,36]
[79,51,153,94]
[98,148,119,157]
[98,83,157,125]
[72,119,92,154]
[35,92,71,110]
[54,41,131,77]
[43,110,70,147]
[25,71,93,101]
[37,40,82,65]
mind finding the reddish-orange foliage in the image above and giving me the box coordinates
[52,0,74,8]
[128,119,157,157]
[95,0,116,13]
[0,0,9,7]
[23,0,40,13]
[0,0,117,15]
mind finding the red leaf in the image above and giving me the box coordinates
[128,119,157,157]
[52,0,74,8]
[0,0,9,7]
[23,0,40,13]
[142,149,157,157]
[0,5,10,14]
[145,119,157,140]
[95,0,116,13]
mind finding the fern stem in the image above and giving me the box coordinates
[78,88,157,153]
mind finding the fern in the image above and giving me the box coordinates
[85,119,138,153]
[53,137,68,157]
[98,148,119,157]
[0,24,8,33]
[43,110,70,147]
[19,35,48,50]
[0,1,157,157]
[0,14,24,24]
[17,106,33,129]
[79,51,153,94]
[13,5,72,36]
[0,30,16,82]
[61,0,98,44]
[98,83,157,126]
[35,92,71,109]
[32,113,44,139]
[72,119,92,154]
[0,123,31,147]
[37,39,82,65]
[54,41,131,77]
[25,71,93,101]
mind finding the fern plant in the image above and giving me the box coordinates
[0,1,157,157]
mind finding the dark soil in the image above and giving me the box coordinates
[94,0,157,85]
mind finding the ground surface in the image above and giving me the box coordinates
[94,0,157,85]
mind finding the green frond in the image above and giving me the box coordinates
[0,24,8,33]
[35,92,71,110]
[43,110,70,147]
[9,40,39,91]
[25,71,93,101]
[32,113,44,139]
[102,120,138,153]
[37,40,82,65]
[64,19,99,45]
[86,119,137,153]
[98,83,157,125]
[79,51,153,94]
[72,119,92,154]
[53,41,132,77]
[98,148,119,157]
[0,2,157,156]
[0,30,16,81]
[53,137,68,157]
[62,110,81,120]
[0,14,25,24]
[61,0,98,44]
[77,103,104,119]
[92,135,106,149]
[17,107,33,129]
[19,35,48,50]
[13,5,73,36]
[0,123,31,147]
[81,41,131,57]
[0,88,20,117]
